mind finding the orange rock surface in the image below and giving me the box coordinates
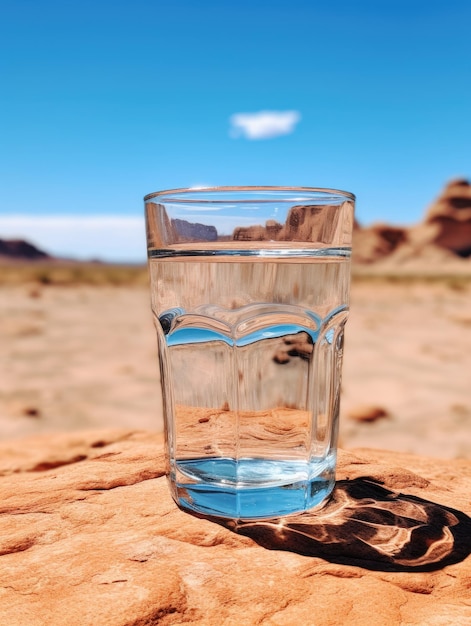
[0,430,470,625]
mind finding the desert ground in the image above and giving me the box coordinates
[1,264,470,459]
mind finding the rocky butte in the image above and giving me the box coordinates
[352,179,471,266]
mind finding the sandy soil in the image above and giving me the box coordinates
[1,280,470,459]
[342,280,471,458]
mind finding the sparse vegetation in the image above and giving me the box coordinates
[351,267,471,290]
[0,261,149,286]
[1,260,470,289]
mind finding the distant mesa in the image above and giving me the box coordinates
[0,238,51,260]
[172,218,217,242]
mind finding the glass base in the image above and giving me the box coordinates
[172,456,335,520]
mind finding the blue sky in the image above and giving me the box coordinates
[1,0,470,261]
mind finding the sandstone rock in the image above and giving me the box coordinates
[423,179,471,257]
[346,404,390,422]
[232,224,270,241]
[352,224,408,264]
[0,430,470,625]
[272,331,313,364]
[230,201,354,247]
[426,178,471,222]
[351,179,471,268]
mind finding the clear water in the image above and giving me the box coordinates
[149,252,350,519]
[175,456,336,519]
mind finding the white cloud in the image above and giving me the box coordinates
[230,110,301,140]
[0,216,146,262]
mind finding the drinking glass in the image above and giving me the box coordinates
[145,186,355,520]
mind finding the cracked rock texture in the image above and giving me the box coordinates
[0,430,470,625]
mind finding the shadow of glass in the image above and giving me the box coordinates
[208,478,471,572]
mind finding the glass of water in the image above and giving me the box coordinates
[145,187,355,520]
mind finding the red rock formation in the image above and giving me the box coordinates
[353,180,471,266]
[231,203,354,247]
[279,204,325,241]
[424,179,471,257]
[352,224,408,264]
[232,224,270,241]
[0,429,469,625]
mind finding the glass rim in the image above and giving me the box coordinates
[143,185,355,203]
